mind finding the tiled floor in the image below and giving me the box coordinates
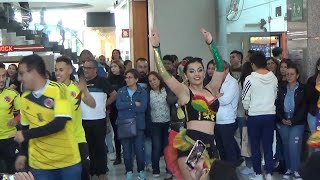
[106,158,283,180]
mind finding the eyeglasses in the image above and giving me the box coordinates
[83,66,96,70]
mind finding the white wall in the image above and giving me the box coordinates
[225,0,287,33]
[152,0,216,63]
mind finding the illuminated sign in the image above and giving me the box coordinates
[0,46,13,52]
[0,45,45,53]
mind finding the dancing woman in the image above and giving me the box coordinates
[150,28,224,180]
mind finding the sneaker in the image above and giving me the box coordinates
[113,158,121,165]
[138,171,146,180]
[283,170,292,179]
[240,167,254,175]
[164,173,173,180]
[265,174,273,180]
[249,174,263,180]
[125,171,133,180]
[293,171,302,180]
[153,173,160,177]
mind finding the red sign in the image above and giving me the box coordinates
[122,29,130,38]
[0,46,13,52]
[0,45,45,53]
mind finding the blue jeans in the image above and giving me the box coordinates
[31,163,81,180]
[151,122,169,173]
[215,122,241,166]
[121,130,145,172]
[277,124,305,172]
[145,137,152,165]
[247,115,275,174]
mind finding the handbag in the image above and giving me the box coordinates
[116,118,137,139]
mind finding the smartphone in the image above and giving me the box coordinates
[185,140,206,169]
[0,174,15,180]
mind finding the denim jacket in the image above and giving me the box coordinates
[116,85,148,130]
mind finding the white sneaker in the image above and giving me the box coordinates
[145,164,152,172]
[240,166,254,175]
[283,170,292,179]
[293,171,302,180]
[249,173,263,180]
[265,174,273,180]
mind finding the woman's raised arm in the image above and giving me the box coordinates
[201,28,224,95]
[150,28,188,100]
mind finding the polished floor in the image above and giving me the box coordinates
[105,156,283,180]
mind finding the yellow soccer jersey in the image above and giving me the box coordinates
[67,81,86,143]
[20,80,80,170]
[0,88,20,140]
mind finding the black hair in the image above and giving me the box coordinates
[124,60,132,66]
[209,160,238,180]
[9,64,18,70]
[112,49,122,60]
[248,50,255,55]
[125,69,140,79]
[56,55,73,66]
[206,60,215,70]
[287,62,299,75]
[230,50,243,63]
[272,47,283,57]
[183,57,204,73]
[239,61,253,86]
[19,54,47,78]
[163,55,174,63]
[250,51,267,69]
[0,62,5,69]
[171,55,178,62]
[314,57,320,76]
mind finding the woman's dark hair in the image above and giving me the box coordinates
[183,57,204,73]
[125,69,140,79]
[206,60,215,71]
[124,60,131,67]
[108,60,125,78]
[267,57,280,76]
[111,49,122,60]
[287,62,300,76]
[239,61,253,87]
[314,57,320,76]
[147,71,166,91]
[8,64,18,80]
[209,160,238,180]
[250,51,267,69]
[19,54,47,78]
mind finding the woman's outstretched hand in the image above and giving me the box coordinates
[200,28,213,44]
[150,28,160,47]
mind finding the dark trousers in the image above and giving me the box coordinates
[247,115,275,174]
[0,138,17,174]
[151,122,170,173]
[110,110,121,157]
[215,122,241,166]
[82,119,107,175]
[121,130,145,172]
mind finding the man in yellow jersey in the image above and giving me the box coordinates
[0,63,20,174]
[55,55,96,180]
[13,54,81,180]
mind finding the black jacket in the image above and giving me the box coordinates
[276,82,307,126]
[305,75,319,116]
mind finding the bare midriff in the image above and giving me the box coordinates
[186,121,215,135]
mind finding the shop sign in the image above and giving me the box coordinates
[292,0,303,21]
[0,45,44,53]
[122,29,130,38]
